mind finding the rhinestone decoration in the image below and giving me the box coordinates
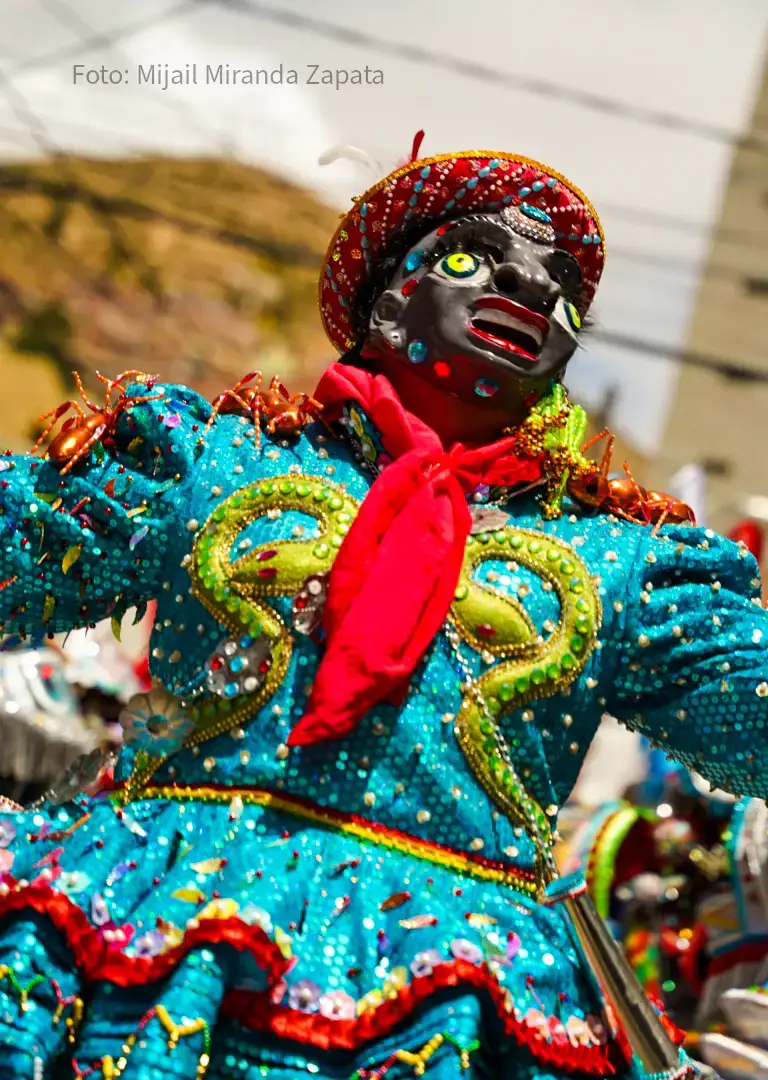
[206,634,273,699]
[500,203,556,245]
[292,573,329,637]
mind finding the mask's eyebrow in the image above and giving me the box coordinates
[428,217,518,261]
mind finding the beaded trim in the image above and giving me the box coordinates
[111,783,539,895]
[452,527,602,889]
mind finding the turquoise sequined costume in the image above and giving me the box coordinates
[0,379,765,1079]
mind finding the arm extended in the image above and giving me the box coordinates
[0,377,210,639]
[610,525,768,798]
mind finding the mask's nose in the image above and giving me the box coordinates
[492,253,560,309]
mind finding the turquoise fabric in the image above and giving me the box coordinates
[0,381,762,1077]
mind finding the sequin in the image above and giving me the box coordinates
[0,380,755,1076]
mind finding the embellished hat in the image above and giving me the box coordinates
[319,136,605,353]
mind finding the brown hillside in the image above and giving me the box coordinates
[0,155,339,450]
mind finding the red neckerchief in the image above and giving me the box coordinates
[287,363,544,748]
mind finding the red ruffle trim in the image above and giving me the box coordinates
[0,880,631,1075]
[0,878,288,987]
[226,957,629,1075]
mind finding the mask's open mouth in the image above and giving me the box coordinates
[469,298,549,363]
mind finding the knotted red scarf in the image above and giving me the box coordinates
[287,363,544,748]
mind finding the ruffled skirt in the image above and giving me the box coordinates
[0,789,633,1077]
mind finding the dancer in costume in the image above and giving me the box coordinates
[562,760,737,1027]
[0,140,763,1079]
[571,789,768,1078]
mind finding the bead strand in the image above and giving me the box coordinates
[445,620,558,883]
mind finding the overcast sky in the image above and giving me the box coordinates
[1,0,766,454]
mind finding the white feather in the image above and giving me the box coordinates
[318,144,383,177]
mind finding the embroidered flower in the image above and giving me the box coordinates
[566,1015,593,1047]
[524,1007,550,1039]
[0,820,15,848]
[57,871,91,896]
[119,688,193,756]
[153,921,184,954]
[449,938,483,965]
[132,929,166,958]
[197,898,239,922]
[0,850,13,877]
[288,979,321,1012]
[549,1015,568,1046]
[240,904,273,934]
[100,924,135,951]
[586,1013,608,1045]
[90,891,135,951]
[319,990,356,1020]
[410,949,444,978]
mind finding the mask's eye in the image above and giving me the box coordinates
[547,250,582,297]
[432,249,492,285]
[554,298,582,338]
[441,252,479,277]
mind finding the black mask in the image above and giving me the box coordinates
[364,206,586,405]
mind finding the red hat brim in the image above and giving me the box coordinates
[319,150,605,354]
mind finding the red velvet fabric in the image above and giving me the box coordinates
[288,364,543,748]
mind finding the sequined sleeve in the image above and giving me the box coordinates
[610,525,768,798]
[0,382,210,637]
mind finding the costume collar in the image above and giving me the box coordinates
[338,401,539,506]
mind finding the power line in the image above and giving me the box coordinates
[0,26,764,382]
[36,0,235,153]
[608,244,747,284]
[3,131,751,285]
[5,96,762,272]
[4,0,767,261]
[0,165,323,267]
[2,0,200,76]
[598,199,768,252]
[592,328,768,383]
[206,0,768,159]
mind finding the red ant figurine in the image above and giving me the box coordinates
[569,429,695,534]
[205,371,322,448]
[31,370,159,475]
